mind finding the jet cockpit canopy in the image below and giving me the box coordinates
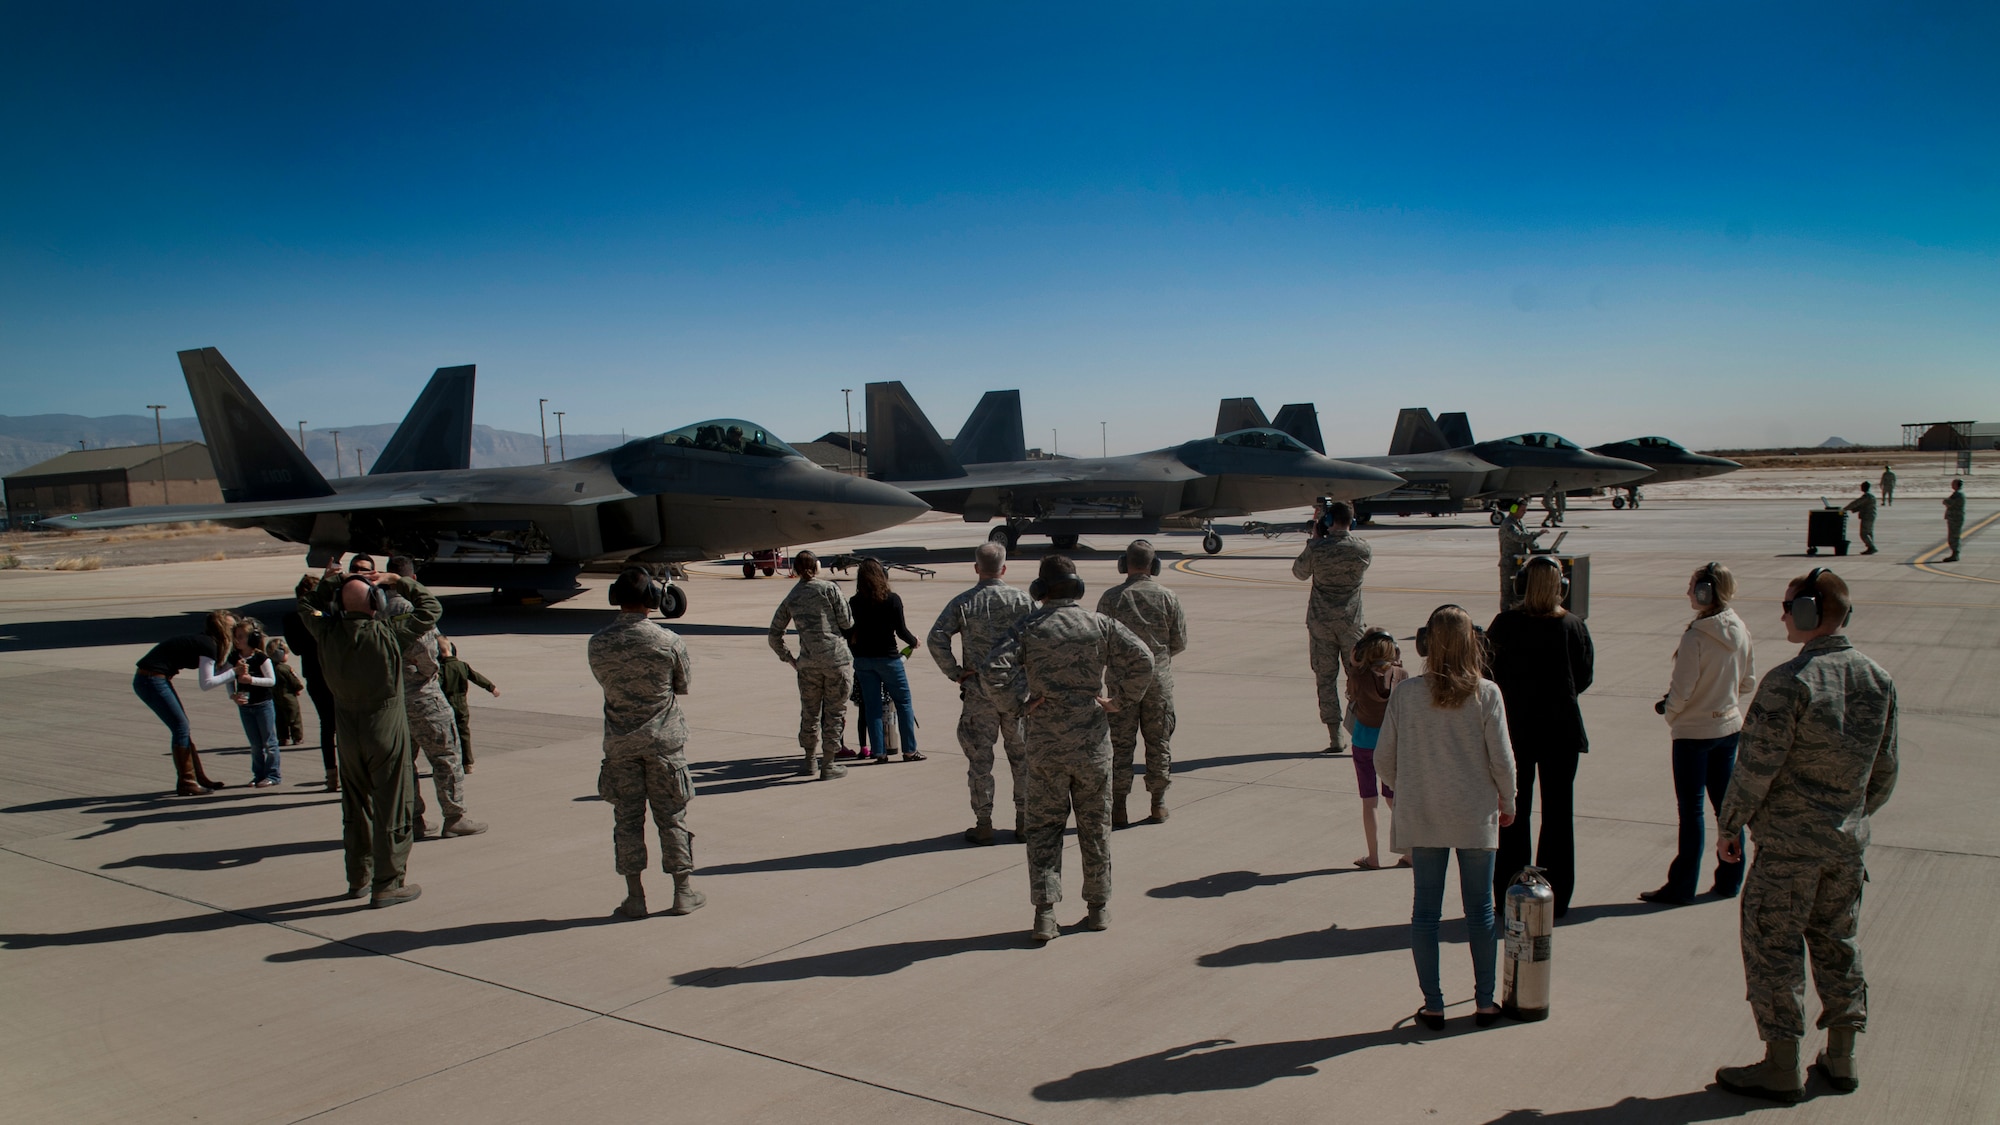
[1213,427,1315,453]
[1497,432,1582,451]
[657,419,801,459]
[1628,436,1686,450]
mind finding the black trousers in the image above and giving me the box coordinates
[1495,745,1580,914]
[304,676,339,773]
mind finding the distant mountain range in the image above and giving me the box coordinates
[0,413,626,478]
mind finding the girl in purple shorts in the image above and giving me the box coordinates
[1345,629,1410,869]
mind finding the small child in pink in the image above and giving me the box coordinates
[1344,629,1410,869]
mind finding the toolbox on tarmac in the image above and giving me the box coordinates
[1807,504,1849,557]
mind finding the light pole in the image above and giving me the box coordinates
[841,388,855,474]
[148,404,170,504]
[297,420,307,450]
[1100,421,1107,458]
[539,399,550,464]
[1052,428,1058,457]
[554,411,566,460]
[330,431,342,476]
[356,448,365,475]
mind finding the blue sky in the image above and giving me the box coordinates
[3,2,1995,453]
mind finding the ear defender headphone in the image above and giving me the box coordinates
[1785,568,1850,631]
[1116,540,1162,576]
[1693,562,1721,607]
[1512,554,1570,597]
[609,567,666,610]
[336,576,391,619]
[1028,576,1087,600]
[1352,628,1396,662]
[1414,605,1463,658]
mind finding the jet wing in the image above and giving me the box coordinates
[35,492,464,531]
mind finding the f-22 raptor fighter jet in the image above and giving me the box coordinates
[867,382,1401,554]
[39,348,929,611]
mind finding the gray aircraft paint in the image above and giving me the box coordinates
[370,365,476,475]
[40,349,928,600]
[1588,436,1741,489]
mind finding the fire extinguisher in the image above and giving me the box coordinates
[1503,866,1554,1021]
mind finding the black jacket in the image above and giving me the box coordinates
[1485,610,1595,753]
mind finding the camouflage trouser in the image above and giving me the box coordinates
[1740,851,1868,1040]
[1110,674,1174,798]
[1307,633,1350,727]
[959,682,1026,821]
[1947,520,1962,555]
[599,753,694,876]
[796,661,854,756]
[1024,746,1112,906]
[405,690,466,821]
[1499,565,1525,614]
[1857,517,1876,552]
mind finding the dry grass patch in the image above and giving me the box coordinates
[0,554,20,570]
[51,555,104,571]
[206,550,228,561]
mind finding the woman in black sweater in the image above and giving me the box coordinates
[846,558,923,762]
[1486,556,1595,916]
[132,609,238,794]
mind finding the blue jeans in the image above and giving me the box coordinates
[1666,734,1744,898]
[133,672,193,750]
[854,656,918,756]
[1410,847,1498,1013]
[239,699,281,783]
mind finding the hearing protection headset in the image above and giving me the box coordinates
[1116,539,1162,576]
[1029,575,1086,600]
[1352,627,1397,662]
[1512,554,1570,598]
[609,567,667,610]
[336,575,391,619]
[1414,605,1462,658]
[1692,562,1721,608]
[1784,568,1849,631]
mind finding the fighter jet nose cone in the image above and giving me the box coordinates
[849,474,931,513]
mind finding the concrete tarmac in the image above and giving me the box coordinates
[2,494,1995,1124]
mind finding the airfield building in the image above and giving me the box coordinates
[3,442,220,523]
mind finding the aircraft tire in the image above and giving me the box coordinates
[1612,495,1626,510]
[988,525,1013,546]
[1489,509,1505,526]
[1051,533,1080,550]
[1202,532,1223,555]
[660,584,689,619]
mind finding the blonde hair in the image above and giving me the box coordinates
[1521,558,1567,617]
[264,637,289,658]
[1422,605,1485,710]
[1695,562,1737,615]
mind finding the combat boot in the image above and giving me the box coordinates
[1149,795,1169,823]
[1324,724,1347,755]
[1112,795,1129,829]
[797,754,818,777]
[1814,1026,1859,1093]
[1031,905,1059,942]
[1083,903,1109,931]
[667,874,706,916]
[441,815,488,838]
[370,882,423,909]
[964,819,995,846]
[819,761,848,780]
[1717,1039,1803,1103]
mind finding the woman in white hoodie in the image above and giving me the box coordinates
[1640,563,1757,906]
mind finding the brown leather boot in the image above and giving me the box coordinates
[188,745,225,790]
[173,746,204,796]
[1149,795,1169,823]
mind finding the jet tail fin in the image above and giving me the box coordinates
[866,381,967,481]
[1215,397,1269,435]
[952,389,1026,464]
[1437,411,1474,448]
[1271,403,1325,453]
[1388,408,1452,456]
[371,365,476,474]
[179,347,336,501]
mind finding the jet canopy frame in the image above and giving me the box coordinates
[654,419,801,459]
[1213,427,1316,453]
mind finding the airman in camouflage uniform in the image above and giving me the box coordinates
[1943,478,1965,562]
[983,555,1154,942]
[1714,570,1897,1102]
[1842,482,1879,554]
[1292,502,1372,753]
[384,559,486,839]
[1878,464,1895,506]
[1497,503,1543,614]
[769,551,853,780]
[589,568,704,919]
[927,541,1034,845]
[1095,539,1188,828]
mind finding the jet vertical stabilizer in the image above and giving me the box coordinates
[1437,412,1474,449]
[1271,404,1325,454]
[953,389,1026,464]
[371,365,476,475]
[1215,398,1269,436]
[865,382,968,482]
[179,347,335,502]
[1387,408,1452,456]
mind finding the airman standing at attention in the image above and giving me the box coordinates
[1943,478,1965,562]
[984,555,1153,942]
[1096,539,1188,828]
[1878,464,1895,507]
[1497,502,1544,614]
[588,568,703,920]
[386,557,486,839]
[1843,482,1879,555]
[770,550,853,780]
[1713,569,1897,1102]
[927,541,1035,844]
[1293,500,1372,753]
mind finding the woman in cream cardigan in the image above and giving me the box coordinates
[1640,562,1757,905]
[1377,604,1517,1030]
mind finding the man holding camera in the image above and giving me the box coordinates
[1293,500,1372,754]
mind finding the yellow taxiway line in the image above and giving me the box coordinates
[1909,510,1998,584]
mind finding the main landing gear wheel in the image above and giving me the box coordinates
[1202,531,1223,555]
[660,584,689,619]
[1489,508,1505,526]
[988,525,1020,549]
[1612,494,1627,510]
[1050,533,1080,550]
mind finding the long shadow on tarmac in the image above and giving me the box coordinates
[688,755,811,795]
[1200,901,1677,967]
[700,832,969,875]
[3,789,336,839]
[671,930,1021,987]
[0,895,361,949]
[1477,1090,1767,1123]
[266,915,623,961]
[1148,868,1358,898]
[101,838,339,871]
[1034,1020,1503,1099]
[1172,750,1326,773]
